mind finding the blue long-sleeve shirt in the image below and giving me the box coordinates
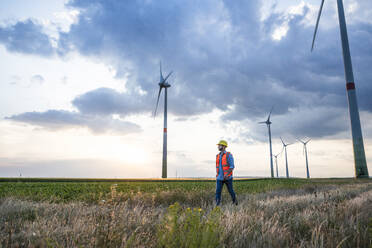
[217,151,234,181]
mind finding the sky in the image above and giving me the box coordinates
[0,0,371,178]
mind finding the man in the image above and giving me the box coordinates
[215,140,237,206]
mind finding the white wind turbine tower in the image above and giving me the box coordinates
[311,0,369,178]
[153,62,173,178]
[298,138,311,179]
[259,107,274,178]
[280,137,293,178]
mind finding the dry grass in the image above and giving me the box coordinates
[1,182,371,247]
[222,184,372,247]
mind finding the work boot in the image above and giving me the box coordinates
[233,199,238,206]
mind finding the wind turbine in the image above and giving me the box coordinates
[153,62,173,178]
[298,138,311,179]
[273,147,283,178]
[280,137,293,178]
[311,0,369,178]
[259,107,274,178]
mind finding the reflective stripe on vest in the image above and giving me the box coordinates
[216,152,232,178]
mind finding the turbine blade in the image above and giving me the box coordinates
[164,71,173,82]
[258,121,266,124]
[274,146,283,158]
[267,106,274,122]
[311,0,325,52]
[305,138,311,144]
[280,137,285,145]
[153,87,163,117]
[160,61,164,82]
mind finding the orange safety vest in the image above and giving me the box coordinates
[216,152,232,178]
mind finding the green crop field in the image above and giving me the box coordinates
[0,177,368,204]
[1,178,371,247]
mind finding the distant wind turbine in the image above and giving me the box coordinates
[280,137,293,178]
[153,62,173,178]
[273,148,283,178]
[298,138,311,179]
[259,107,274,178]
[311,0,369,178]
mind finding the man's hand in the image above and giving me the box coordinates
[224,169,232,180]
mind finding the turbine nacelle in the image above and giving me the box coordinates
[273,146,284,158]
[159,82,171,88]
[154,62,173,118]
[297,138,311,156]
[258,106,274,125]
[280,137,293,147]
[159,61,173,87]
[297,138,311,145]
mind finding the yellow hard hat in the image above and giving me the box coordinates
[217,140,228,147]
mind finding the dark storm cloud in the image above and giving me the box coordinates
[72,88,150,116]
[247,107,350,142]
[72,85,214,117]
[58,0,372,113]
[0,19,55,56]
[2,0,372,139]
[7,110,141,135]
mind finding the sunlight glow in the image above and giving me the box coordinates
[272,24,289,41]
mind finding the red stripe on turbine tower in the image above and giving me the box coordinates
[164,128,167,133]
[346,82,355,90]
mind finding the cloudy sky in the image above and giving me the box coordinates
[0,0,371,178]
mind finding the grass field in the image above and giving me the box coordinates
[1,178,371,247]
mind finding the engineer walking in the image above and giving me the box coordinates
[215,140,237,206]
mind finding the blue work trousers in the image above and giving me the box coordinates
[215,178,236,206]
